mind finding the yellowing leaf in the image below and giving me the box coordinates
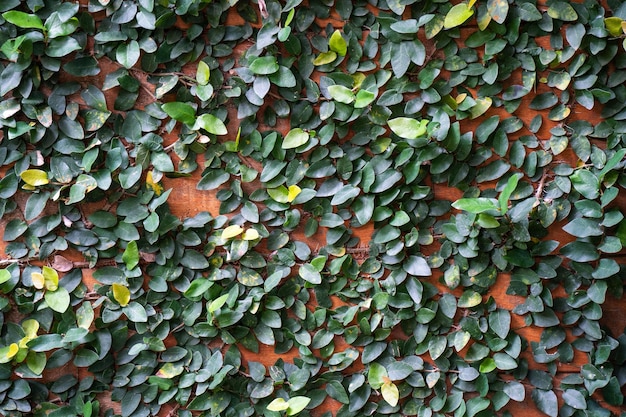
[146,171,163,196]
[0,343,19,364]
[21,319,39,340]
[469,97,492,119]
[156,362,184,378]
[444,3,474,29]
[313,51,337,66]
[267,398,290,412]
[42,266,59,291]
[20,169,49,186]
[381,381,399,407]
[287,185,301,202]
[112,283,131,307]
[196,60,211,85]
[31,272,45,290]
[222,224,244,240]
[242,228,260,241]
[328,30,347,56]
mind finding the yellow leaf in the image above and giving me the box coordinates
[242,228,260,241]
[287,185,301,202]
[0,343,19,363]
[42,266,58,291]
[146,171,163,196]
[31,272,45,290]
[20,169,49,186]
[112,283,131,307]
[221,224,244,240]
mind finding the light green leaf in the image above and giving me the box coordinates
[286,396,311,416]
[328,85,355,104]
[388,117,428,139]
[116,40,140,69]
[499,173,521,214]
[452,198,499,214]
[267,398,289,412]
[470,97,492,119]
[282,128,309,149]
[162,102,196,125]
[194,113,227,135]
[249,56,279,75]
[381,381,399,407]
[354,89,376,109]
[444,3,474,29]
[299,263,321,284]
[42,266,59,291]
[328,30,347,56]
[2,11,44,29]
[196,60,211,85]
[368,362,388,389]
[122,241,139,270]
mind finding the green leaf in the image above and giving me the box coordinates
[547,1,578,21]
[388,117,428,139]
[504,381,525,401]
[45,287,70,313]
[328,30,347,56]
[116,41,141,69]
[368,362,388,389]
[499,173,521,214]
[470,97,492,118]
[487,0,508,24]
[122,241,139,270]
[458,290,482,308]
[598,149,626,181]
[403,256,431,276]
[122,302,148,322]
[354,90,376,109]
[570,170,599,199]
[489,309,511,339]
[563,218,603,238]
[26,351,47,375]
[249,56,279,75]
[194,113,227,135]
[531,389,558,417]
[2,11,44,29]
[328,85,355,104]
[287,396,311,416]
[452,198,498,213]
[282,128,309,149]
[162,102,196,125]
[381,382,399,407]
[299,263,321,284]
[20,169,49,186]
[444,3,474,29]
[46,37,82,57]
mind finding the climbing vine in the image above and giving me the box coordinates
[1,0,626,416]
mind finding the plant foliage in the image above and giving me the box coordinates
[1,0,626,416]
